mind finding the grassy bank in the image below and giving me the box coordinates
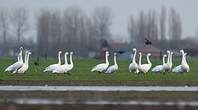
[0,57,197,85]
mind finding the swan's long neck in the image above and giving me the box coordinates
[64,54,68,65]
[170,53,173,66]
[58,52,61,65]
[167,52,170,64]
[17,54,20,61]
[114,55,117,66]
[24,52,27,64]
[25,53,30,66]
[139,53,142,65]
[105,53,109,65]
[147,55,151,66]
[181,52,187,65]
[24,52,28,65]
[70,54,73,66]
[132,50,137,63]
[19,49,23,63]
[162,55,166,65]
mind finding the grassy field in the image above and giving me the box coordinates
[0,57,197,85]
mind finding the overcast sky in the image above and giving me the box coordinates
[0,0,197,40]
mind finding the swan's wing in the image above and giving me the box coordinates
[152,65,163,72]
[5,64,14,72]
[172,65,182,73]
[44,64,59,72]
[12,62,23,72]
[5,61,23,72]
[129,63,136,70]
[105,65,118,73]
[140,64,151,73]
[91,63,106,72]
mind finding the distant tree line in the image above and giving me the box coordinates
[0,7,29,55]
[37,7,112,57]
[128,6,183,49]
[1,6,198,57]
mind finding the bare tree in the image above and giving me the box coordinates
[0,8,9,55]
[136,11,147,46]
[37,10,51,57]
[92,7,112,39]
[48,10,62,55]
[128,15,138,45]
[11,8,29,45]
[146,10,158,41]
[169,8,182,40]
[159,6,167,40]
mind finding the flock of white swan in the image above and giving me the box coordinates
[4,47,190,74]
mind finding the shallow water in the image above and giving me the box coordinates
[0,85,196,92]
[2,98,198,106]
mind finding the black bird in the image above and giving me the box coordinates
[117,50,126,54]
[34,57,39,66]
[145,38,152,45]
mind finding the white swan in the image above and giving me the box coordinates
[169,51,173,69]
[129,48,139,73]
[163,50,172,72]
[105,53,118,73]
[17,51,31,73]
[52,52,69,73]
[44,51,62,72]
[172,50,190,73]
[138,52,152,73]
[151,54,167,72]
[64,52,74,73]
[91,51,110,73]
[5,47,23,73]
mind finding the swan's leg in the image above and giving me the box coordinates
[67,72,71,75]
[135,69,139,74]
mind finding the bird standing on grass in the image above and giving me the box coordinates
[105,53,118,73]
[91,51,110,73]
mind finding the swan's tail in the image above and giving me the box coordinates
[5,65,13,72]
[43,67,51,72]
[91,68,95,72]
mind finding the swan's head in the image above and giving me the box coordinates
[70,52,73,55]
[147,53,151,56]
[139,52,142,55]
[164,54,167,57]
[180,49,184,53]
[65,52,69,55]
[114,53,117,56]
[133,48,137,51]
[105,51,110,56]
[59,51,62,54]
[28,52,32,55]
[167,50,170,54]
[171,52,173,55]
[20,46,23,50]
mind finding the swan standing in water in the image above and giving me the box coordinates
[17,51,31,73]
[129,48,139,73]
[91,51,110,73]
[5,47,23,73]
[172,50,190,73]
[138,52,152,73]
[44,51,62,72]
[105,53,118,73]
[52,52,69,73]
[152,54,167,72]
